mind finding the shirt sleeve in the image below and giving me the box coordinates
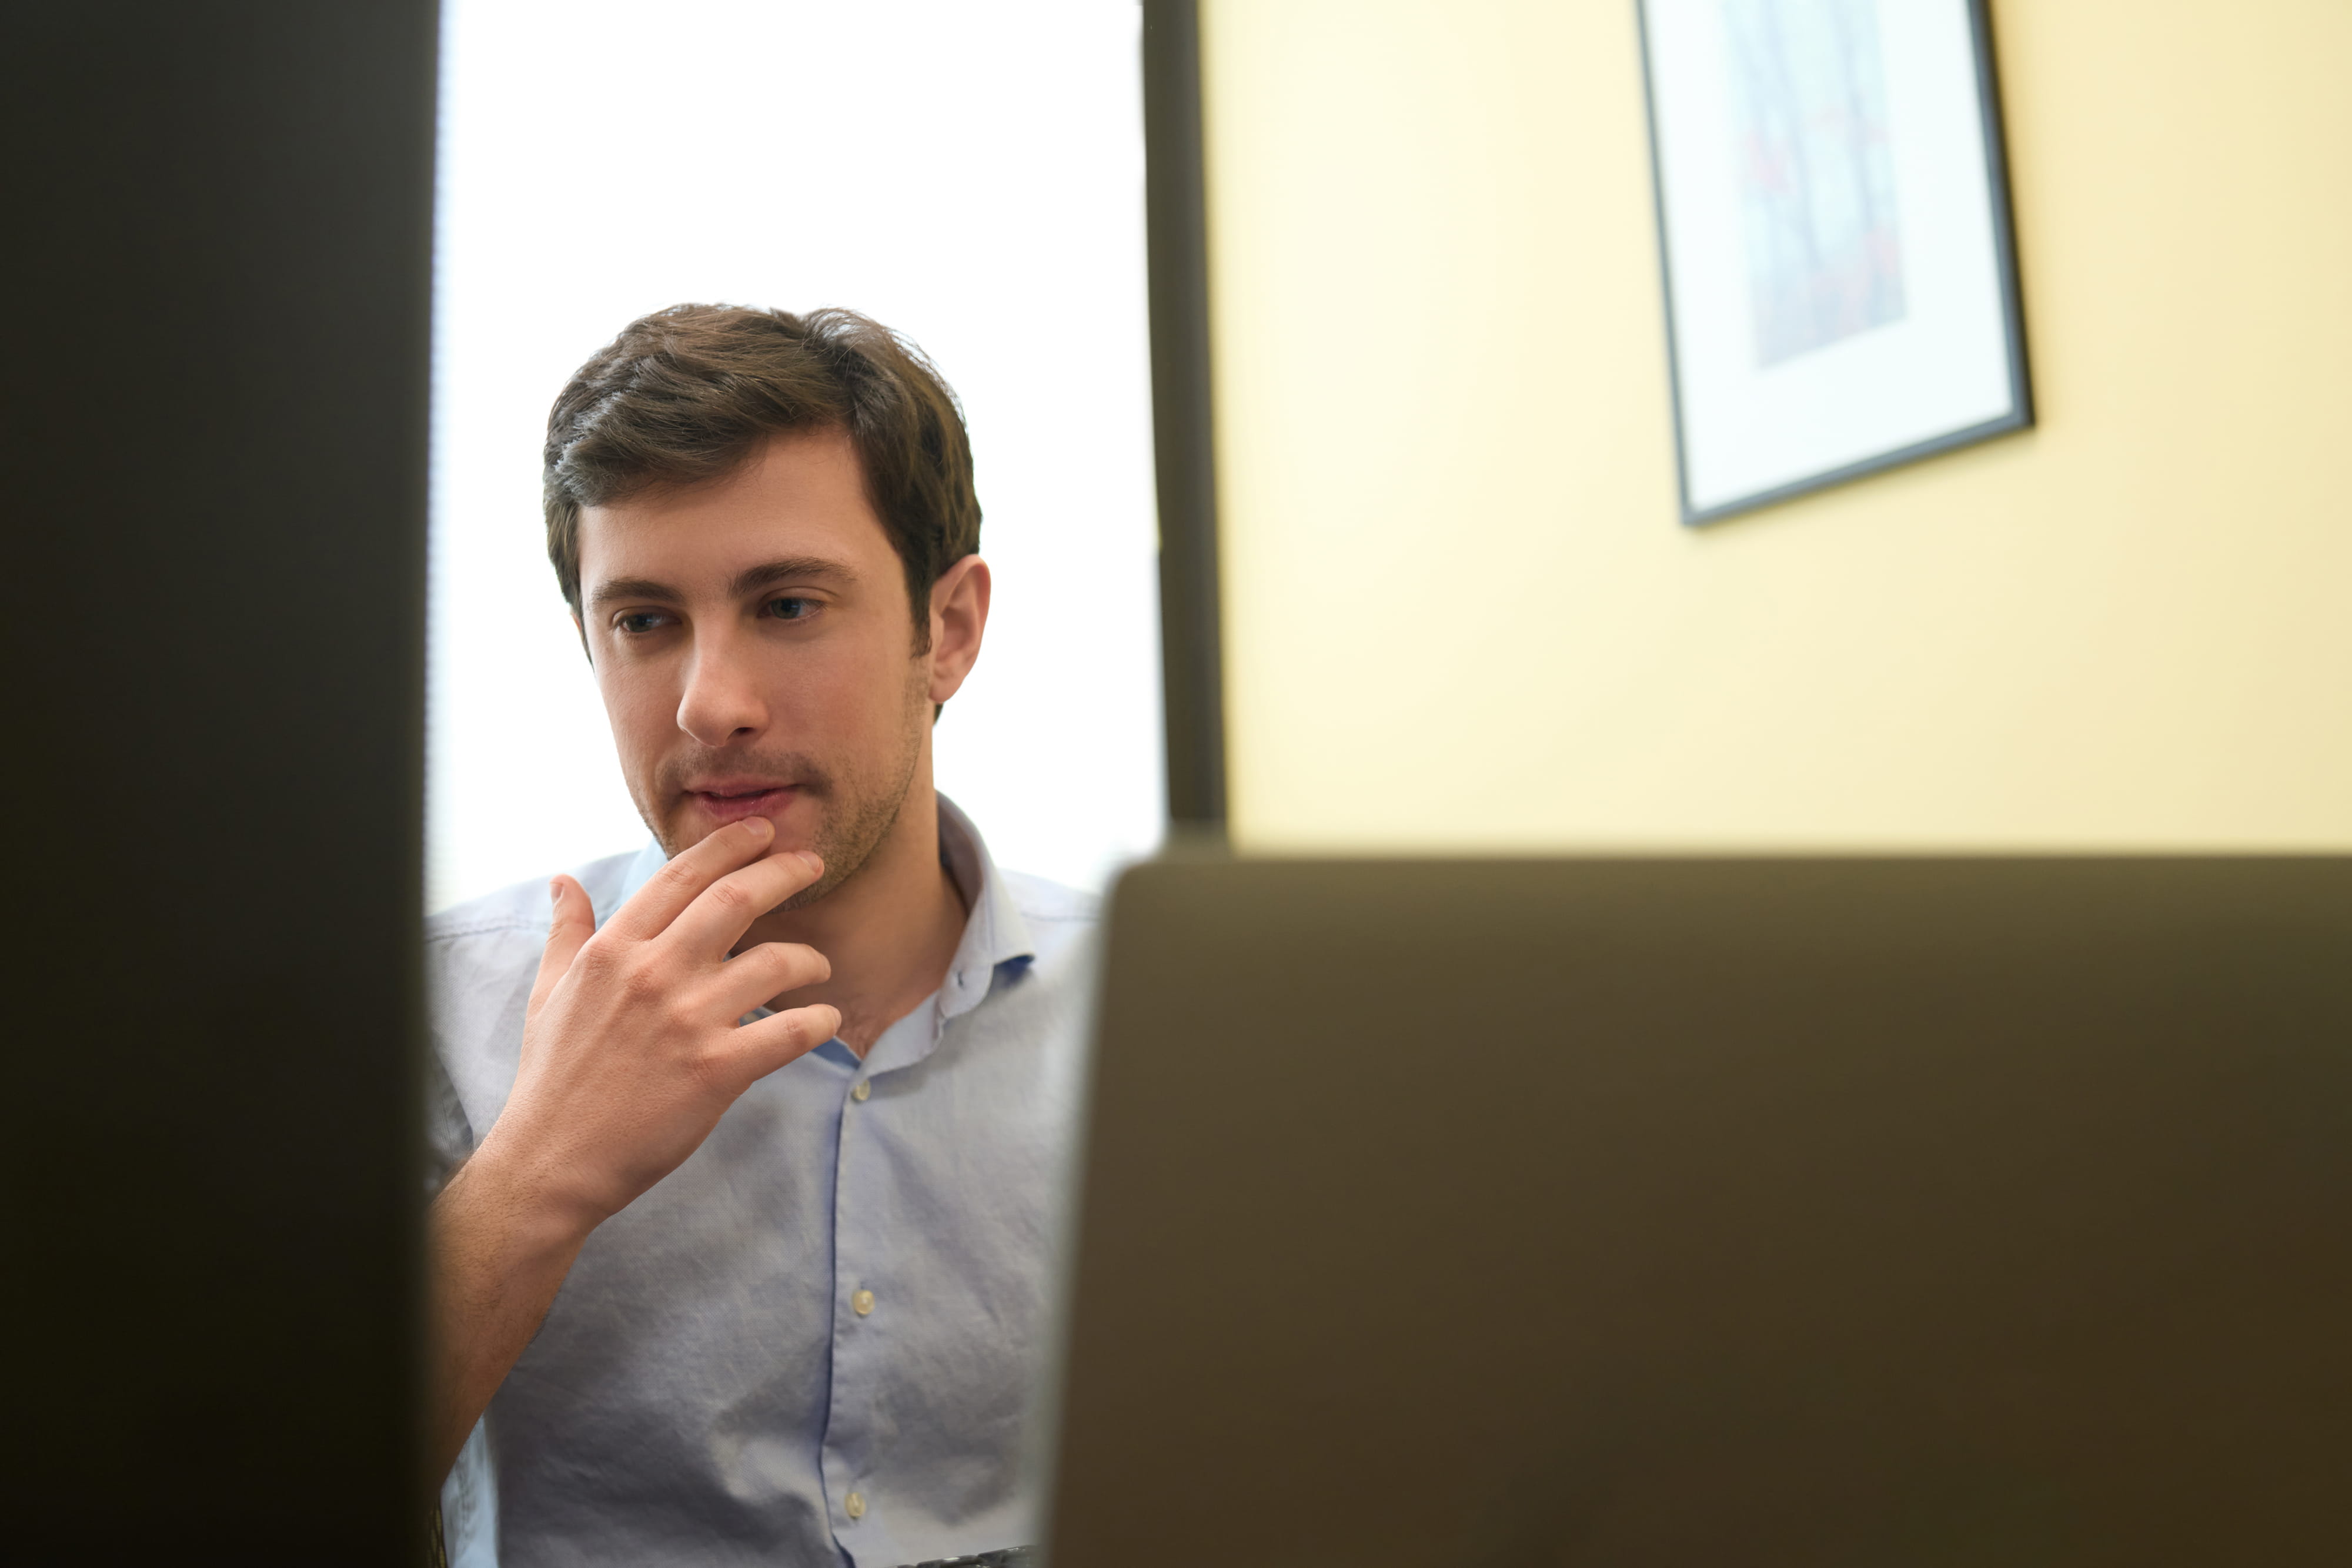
[423,1043,477,1200]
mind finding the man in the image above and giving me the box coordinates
[426,305,1096,1566]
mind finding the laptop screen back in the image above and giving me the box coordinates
[1044,857,2352,1566]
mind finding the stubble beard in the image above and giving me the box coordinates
[642,661,930,914]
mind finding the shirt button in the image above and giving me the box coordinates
[851,1079,871,1102]
[851,1288,875,1316]
[845,1490,867,1520]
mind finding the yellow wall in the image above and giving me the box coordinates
[1199,0,2352,851]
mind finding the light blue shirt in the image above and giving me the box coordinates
[426,797,1097,1567]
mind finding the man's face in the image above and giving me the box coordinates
[576,428,930,906]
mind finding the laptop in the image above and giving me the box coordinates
[1040,857,2352,1565]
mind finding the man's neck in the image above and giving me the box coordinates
[739,755,968,1058]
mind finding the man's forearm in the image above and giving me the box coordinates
[423,825,840,1486]
[427,1145,596,1483]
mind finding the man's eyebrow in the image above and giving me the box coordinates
[729,557,857,597]
[586,558,858,613]
[587,576,683,611]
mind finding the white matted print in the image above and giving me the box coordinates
[1637,0,2030,521]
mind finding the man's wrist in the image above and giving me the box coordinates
[449,1124,609,1257]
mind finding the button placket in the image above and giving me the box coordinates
[823,1052,871,1550]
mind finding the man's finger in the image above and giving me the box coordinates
[527,875,596,1020]
[599,817,777,943]
[721,1004,844,1091]
[660,848,826,960]
[704,940,833,1022]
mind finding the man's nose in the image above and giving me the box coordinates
[675,632,769,747]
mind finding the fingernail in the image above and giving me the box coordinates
[548,878,564,902]
[744,816,774,838]
[797,851,823,874]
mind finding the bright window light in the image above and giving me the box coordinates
[429,0,1164,911]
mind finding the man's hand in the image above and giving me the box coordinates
[487,814,839,1228]
[429,817,840,1480]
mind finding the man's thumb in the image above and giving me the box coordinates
[528,875,596,1017]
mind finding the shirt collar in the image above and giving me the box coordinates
[602,791,1034,1024]
[605,838,669,924]
[934,791,1036,1019]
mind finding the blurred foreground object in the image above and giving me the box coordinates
[1048,857,2352,1565]
[2,4,437,1557]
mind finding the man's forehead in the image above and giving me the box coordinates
[577,432,891,590]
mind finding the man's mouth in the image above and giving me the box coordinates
[686,782,802,824]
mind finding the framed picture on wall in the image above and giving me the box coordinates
[1636,0,2031,523]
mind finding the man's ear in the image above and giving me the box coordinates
[926,554,991,707]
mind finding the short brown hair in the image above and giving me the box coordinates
[543,304,981,649]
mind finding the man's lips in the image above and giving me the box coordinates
[684,783,802,824]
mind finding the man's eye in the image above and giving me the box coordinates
[616,612,669,635]
[765,596,816,621]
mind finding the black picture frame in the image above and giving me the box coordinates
[1635,0,2033,525]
